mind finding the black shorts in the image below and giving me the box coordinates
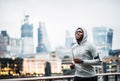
[73,76,98,81]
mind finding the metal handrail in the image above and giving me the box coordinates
[96,72,120,76]
[0,73,120,81]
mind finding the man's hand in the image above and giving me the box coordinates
[74,58,83,63]
[69,63,75,69]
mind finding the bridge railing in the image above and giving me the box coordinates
[0,73,120,81]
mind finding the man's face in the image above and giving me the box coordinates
[75,28,84,41]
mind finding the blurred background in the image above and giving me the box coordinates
[0,0,120,79]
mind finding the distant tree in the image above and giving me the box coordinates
[64,55,70,58]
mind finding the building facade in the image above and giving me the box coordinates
[22,54,62,75]
[65,30,74,48]
[21,15,34,55]
[0,31,9,57]
[7,38,22,57]
[36,22,50,53]
[92,27,113,51]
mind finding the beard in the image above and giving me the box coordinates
[76,37,83,44]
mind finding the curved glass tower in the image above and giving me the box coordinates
[92,27,113,51]
[36,22,50,53]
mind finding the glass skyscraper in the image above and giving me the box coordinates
[65,30,74,48]
[21,15,34,55]
[36,22,50,53]
[21,15,33,38]
[92,27,113,51]
[92,27,113,59]
[0,31,8,57]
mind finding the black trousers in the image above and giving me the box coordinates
[73,76,98,81]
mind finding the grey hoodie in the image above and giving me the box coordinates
[72,27,100,77]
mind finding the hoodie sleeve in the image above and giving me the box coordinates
[71,45,76,64]
[83,58,101,65]
[83,43,101,65]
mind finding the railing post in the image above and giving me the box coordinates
[68,78,70,81]
[103,75,108,81]
[102,62,107,81]
[115,74,118,81]
[45,79,52,81]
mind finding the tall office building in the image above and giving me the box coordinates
[92,27,113,59]
[0,31,9,57]
[7,38,22,57]
[21,15,33,37]
[36,22,50,53]
[21,15,34,55]
[1,31,9,46]
[0,31,22,58]
[92,27,113,51]
[65,30,74,48]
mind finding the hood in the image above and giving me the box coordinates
[76,27,88,45]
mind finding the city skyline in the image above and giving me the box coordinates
[0,0,120,51]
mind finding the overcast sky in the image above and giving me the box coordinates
[0,0,120,51]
